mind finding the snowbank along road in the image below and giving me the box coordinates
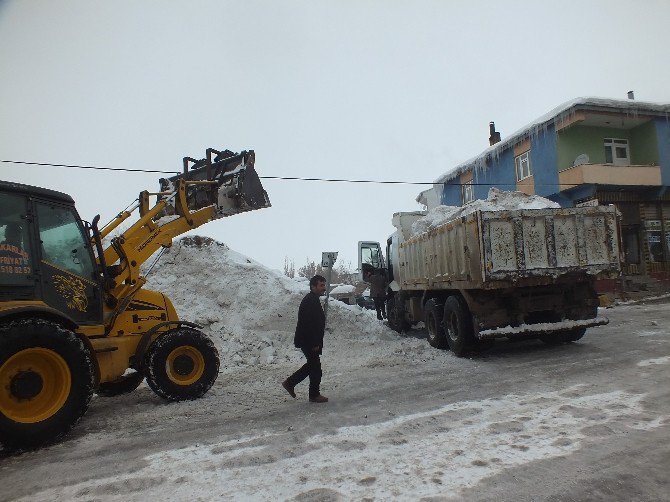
[1,239,669,501]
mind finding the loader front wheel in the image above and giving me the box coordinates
[0,320,95,450]
[144,328,219,401]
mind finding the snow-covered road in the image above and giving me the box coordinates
[1,241,669,501]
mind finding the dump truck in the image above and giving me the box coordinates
[359,204,620,356]
[0,148,270,449]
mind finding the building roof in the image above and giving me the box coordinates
[435,97,670,184]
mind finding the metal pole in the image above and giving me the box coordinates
[323,264,333,325]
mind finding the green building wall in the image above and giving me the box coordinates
[629,121,659,165]
[556,122,659,171]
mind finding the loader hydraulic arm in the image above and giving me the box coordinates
[96,148,270,306]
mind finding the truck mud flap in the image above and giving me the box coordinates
[477,316,609,340]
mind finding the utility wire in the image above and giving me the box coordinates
[1,158,580,187]
[1,159,180,175]
[1,159,437,184]
[259,176,434,185]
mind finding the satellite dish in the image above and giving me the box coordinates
[573,154,589,167]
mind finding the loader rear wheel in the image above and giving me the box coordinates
[0,320,94,450]
[425,299,447,349]
[97,370,144,397]
[443,296,474,357]
[144,328,219,401]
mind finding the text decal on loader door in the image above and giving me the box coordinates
[0,244,31,276]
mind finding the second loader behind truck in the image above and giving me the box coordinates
[359,199,621,356]
[0,148,270,450]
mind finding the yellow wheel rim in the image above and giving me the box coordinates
[0,348,72,424]
[166,346,205,386]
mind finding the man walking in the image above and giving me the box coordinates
[282,275,329,403]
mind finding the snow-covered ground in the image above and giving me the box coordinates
[2,239,669,501]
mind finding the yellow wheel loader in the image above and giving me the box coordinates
[0,148,270,450]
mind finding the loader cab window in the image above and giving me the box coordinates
[0,193,33,285]
[36,203,95,280]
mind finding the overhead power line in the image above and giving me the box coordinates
[1,159,180,175]
[1,158,583,187]
[259,176,434,185]
[1,159,436,184]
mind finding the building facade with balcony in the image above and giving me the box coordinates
[433,97,670,278]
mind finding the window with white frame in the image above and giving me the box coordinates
[604,138,630,166]
[462,180,474,204]
[515,151,532,181]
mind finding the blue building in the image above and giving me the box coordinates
[429,97,670,278]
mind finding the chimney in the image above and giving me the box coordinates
[627,91,635,100]
[489,122,501,146]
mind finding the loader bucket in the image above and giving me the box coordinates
[158,148,271,220]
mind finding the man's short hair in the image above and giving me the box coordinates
[309,275,326,288]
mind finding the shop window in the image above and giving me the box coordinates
[644,220,664,263]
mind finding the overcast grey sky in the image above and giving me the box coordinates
[2,0,669,271]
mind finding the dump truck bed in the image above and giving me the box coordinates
[397,205,620,290]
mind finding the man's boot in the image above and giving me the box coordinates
[309,395,328,403]
[282,380,296,398]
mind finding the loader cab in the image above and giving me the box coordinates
[0,181,103,325]
[358,241,386,281]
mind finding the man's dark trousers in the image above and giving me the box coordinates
[286,348,322,399]
[373,297,386,320]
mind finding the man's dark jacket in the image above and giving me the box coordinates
[294,291,325,352]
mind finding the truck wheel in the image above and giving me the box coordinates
[97,370,144,397]
[540,328,586,345]
[386,296,410,333]
[443,296,474,357]
[425,299,447,349]
[144,328,219,401]
[0,319,95,450]
[565,328,586,342]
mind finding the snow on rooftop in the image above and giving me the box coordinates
[435,97,670,184]
[410,188,559,237]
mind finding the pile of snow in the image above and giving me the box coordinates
[410,188,560,237]
[329,284,355,295]
[145,238,432,373]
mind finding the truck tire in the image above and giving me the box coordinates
[97,370,144,397]
[386,295,410,333]
[443,296,474,357]
[144,328,219,401]
[0,319,95,450]
[564,328,587,342]
[425,299,447,349]
[540,328,587,345]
